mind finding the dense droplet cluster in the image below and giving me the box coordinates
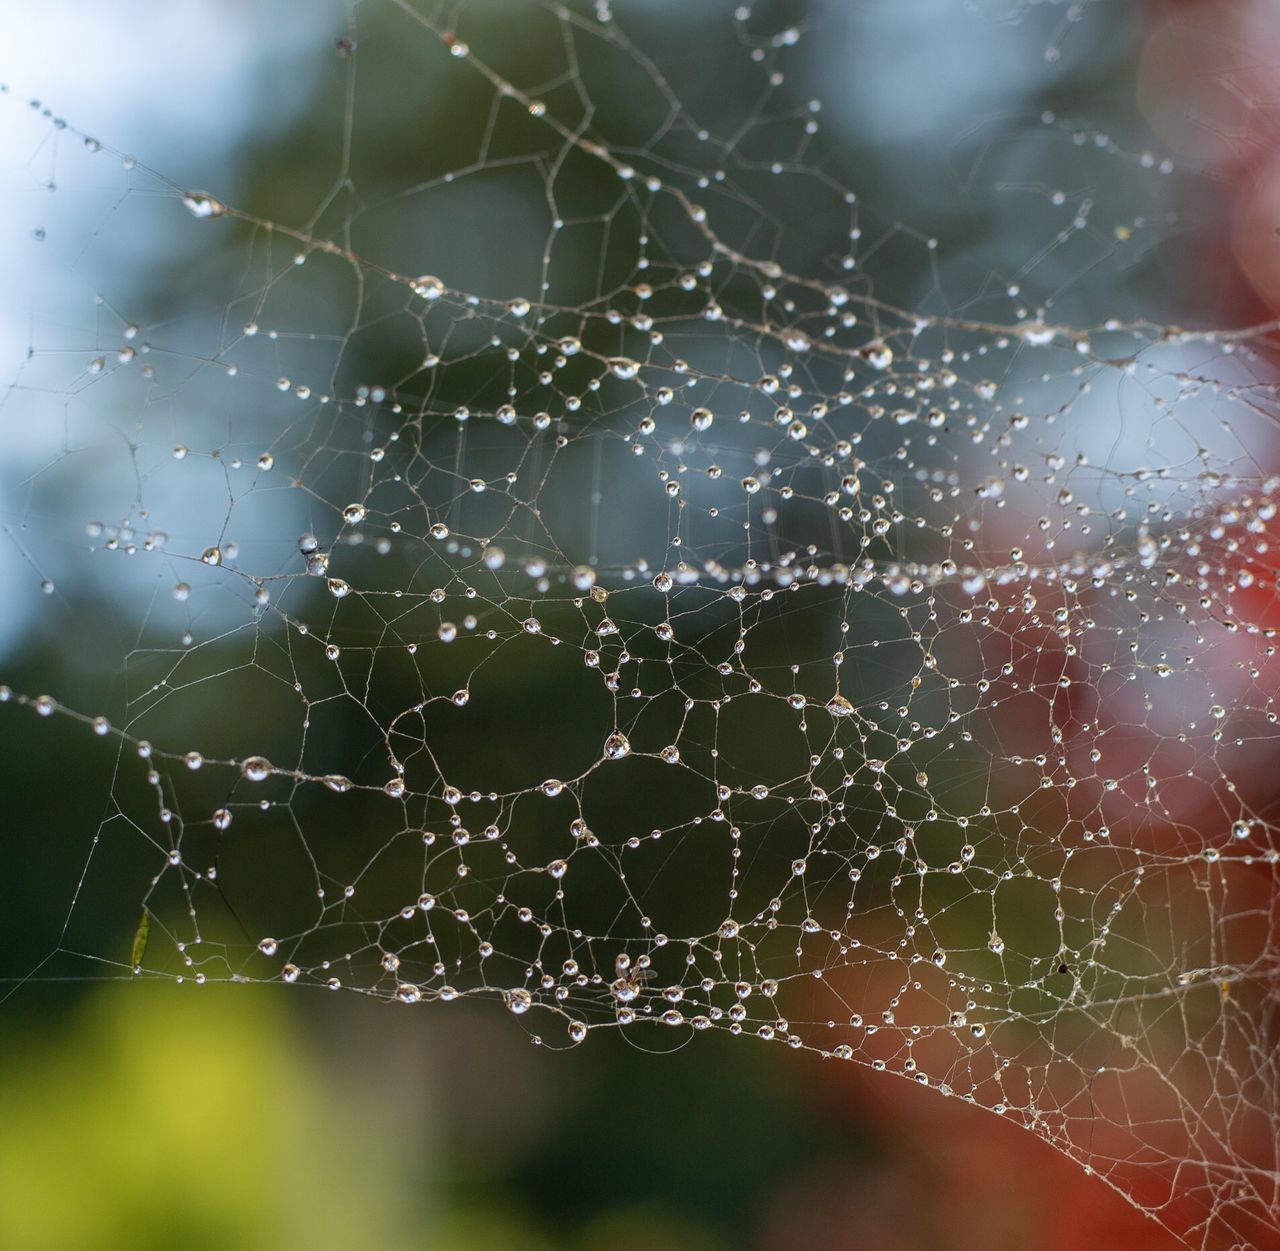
[3,6,1279,1249]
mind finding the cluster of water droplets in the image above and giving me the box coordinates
[4,6,1280,1247]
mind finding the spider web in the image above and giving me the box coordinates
[3,1,1280,1246]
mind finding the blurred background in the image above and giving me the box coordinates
[2,1,1279,1247]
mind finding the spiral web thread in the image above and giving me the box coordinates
[3,2,1280,1246]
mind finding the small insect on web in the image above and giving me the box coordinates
[2,1,1280,1248]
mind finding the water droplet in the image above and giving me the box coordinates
[603,731,631,760]
[860,343,893,370]
[827,694,854,717]
[1020,322,1055,346]
[183,192,226,219]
